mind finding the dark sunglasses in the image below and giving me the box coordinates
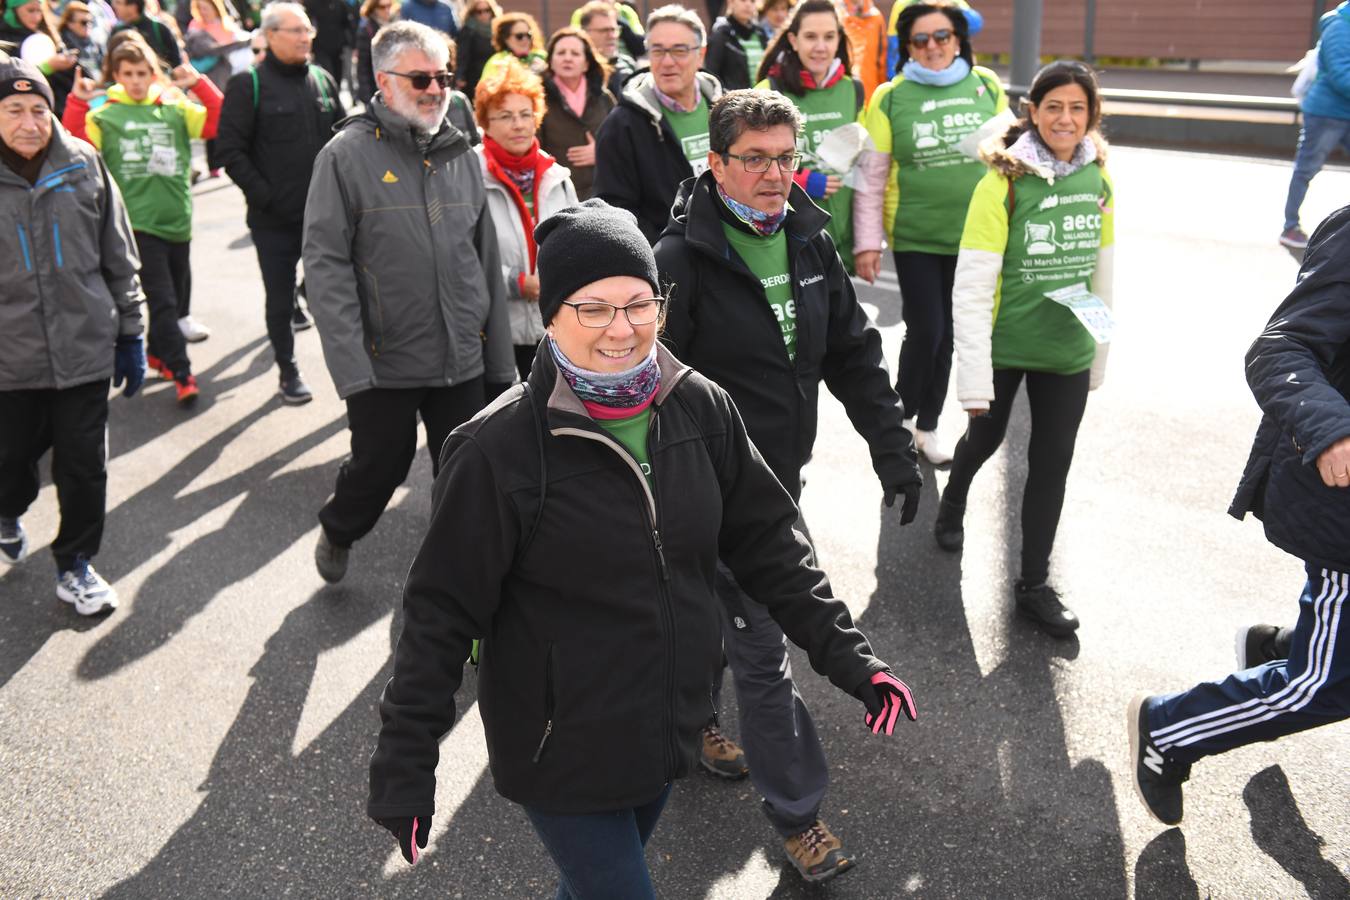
[909,29,953,48]
[508,30,531,40]
[384,69,453,90]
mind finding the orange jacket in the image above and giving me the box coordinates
[843,0,888,103]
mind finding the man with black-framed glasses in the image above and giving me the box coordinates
[301,20,513,584]
[593,4,722,243]
[655,89,921,884]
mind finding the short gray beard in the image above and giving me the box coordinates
[381,91,450,138]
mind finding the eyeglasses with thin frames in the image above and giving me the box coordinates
[384,70,454,90]
[488,110,535,125]
[647,44,699,61]
[560,298,665,328]
[722,152,801,174]
[909,29,953,48]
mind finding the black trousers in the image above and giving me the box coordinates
[318,380,486,547]
[251,226,301,376]
[513,345,536,382]
[943,367,1090,586]
[0,380,110,571]
[894,250,957,432]
[136,231,192,379]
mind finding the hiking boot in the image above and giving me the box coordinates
[315,529,348,584]
[914,429,953,468]
[0,517,28,565]
[1013,579,1079,638]
[1127,693,1190,826]
[1278,227,1309,250]
[174,373,200,406]
[933,494,965,552]
[178,316,211,343]
[280,372,313,405]
[783,820,855,884]
[1236,623,1293,669]
[56,557,118,616]
[699,724,748,779]
[145,353,173,380]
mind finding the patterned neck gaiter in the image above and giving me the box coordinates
[716,184,787,237]
[549,337,660,417]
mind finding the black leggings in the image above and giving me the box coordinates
[135,231,192,379]
[943,368,1090,586]
[894,251,957,431]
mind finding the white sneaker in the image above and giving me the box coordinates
[914,429,953,467]
[0,516,27,565]
[56,559,119,616]
[178,316,211,343]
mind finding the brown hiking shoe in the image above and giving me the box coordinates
[699,724,748,779]
[783,820,855,883]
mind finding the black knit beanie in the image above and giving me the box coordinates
[535,199,661,326]
[0,55,54,111]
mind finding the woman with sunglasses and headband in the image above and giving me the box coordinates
[57,1,104,77]
[753,0,862,274]
[854,1,1004,468]
[368,198,916,898]
[480,10,546,82]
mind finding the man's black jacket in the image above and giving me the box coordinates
[215,51,345,231]
[367,343,885,816]
[655,172,919,501]
[1230,204,1350,570]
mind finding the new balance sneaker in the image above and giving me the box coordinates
[1236,624,1293,669]
[175,373,200,405]
[783,820,855,883]
[914,429,953,468]
[56,557,119,616]
[699,724,749,779]
[933,494,965,552]
[315,529,349,584]
[1127,693,1190,826]
[178,316,211,343]
[280,372,314,405]
[0,517,28,565]
[1014,579,1079,638]
[1278,227,1309,250]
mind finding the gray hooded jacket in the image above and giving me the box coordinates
[302,98,514,400]
[0,124,144,391]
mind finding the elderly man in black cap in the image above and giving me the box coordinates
[0,56,146,616]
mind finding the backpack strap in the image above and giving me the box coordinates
[852,76,864,113]
[1005,176,1015,220]
[250,64,258,108]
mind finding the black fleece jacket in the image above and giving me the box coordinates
[655,173,920,501]
[368,343,887,817]
[704,15,766,92]
[1229,204,1350,570]
[215,51,345,231]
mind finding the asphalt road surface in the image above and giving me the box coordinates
[1,146,1347,899]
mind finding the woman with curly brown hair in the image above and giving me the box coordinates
[480,9,545,81]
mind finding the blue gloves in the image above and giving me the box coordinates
[378,815,430,865]
[858,670,917,735]
[804,170,829,199]
[112,336,146,398]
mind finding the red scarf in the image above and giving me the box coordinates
[483,135,554,272]
[767,57,847,90]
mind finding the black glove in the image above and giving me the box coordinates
[883,482,921,525]
[112,335,146,398]
[377,815,430,865]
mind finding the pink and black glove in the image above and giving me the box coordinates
[377,815,430,864]
[857,670,917,735]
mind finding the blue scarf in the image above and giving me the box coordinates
[901,57,971,87]
[717,184,787,237]
[549,337,660,411]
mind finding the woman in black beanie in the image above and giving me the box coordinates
[366,199,917,898]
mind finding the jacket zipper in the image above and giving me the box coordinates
[549,410,678,778]
[532,642,555,762]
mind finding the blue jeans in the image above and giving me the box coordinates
[1283,114,1350,231]
[523,783,673,900]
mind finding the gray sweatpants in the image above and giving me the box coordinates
[712,551,830,838]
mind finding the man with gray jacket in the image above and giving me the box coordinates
[302,21,513,583]
[0,57,145,615]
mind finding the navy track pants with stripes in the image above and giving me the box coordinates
[1146,564,1349,766]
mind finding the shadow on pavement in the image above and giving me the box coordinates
[1243,765,1349,898]
[1134,828,1199,899]
[78,414,348,681]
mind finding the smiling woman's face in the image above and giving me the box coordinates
[549,275,660,373]
[1029,82,1091,161]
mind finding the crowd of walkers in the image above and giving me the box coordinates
[2,0,1347,895]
